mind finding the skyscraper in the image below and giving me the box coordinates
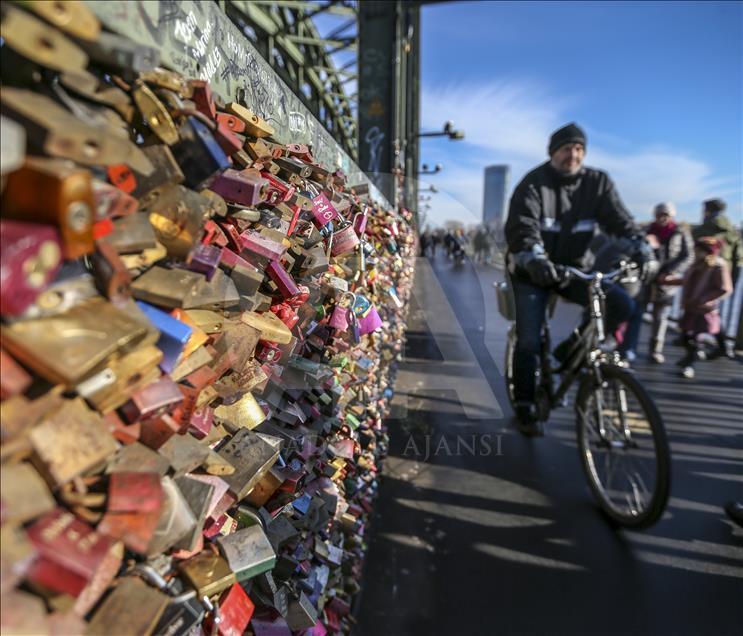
[482,165,510,231]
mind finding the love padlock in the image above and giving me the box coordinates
[330,221,360,257]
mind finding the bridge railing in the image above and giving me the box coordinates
[85,0,388,208]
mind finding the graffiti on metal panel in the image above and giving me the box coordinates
[364,126,385,179]
[87,0,378,196]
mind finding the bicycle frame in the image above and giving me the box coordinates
[542,267,627,410]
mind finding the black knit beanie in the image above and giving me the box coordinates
[703,198,726,215]
[549,122,587,154]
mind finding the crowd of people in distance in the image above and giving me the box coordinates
[419,197,741,379]
[419,225,501,265]
[615,198,740,378]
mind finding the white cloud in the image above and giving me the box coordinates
[421,80,742,226]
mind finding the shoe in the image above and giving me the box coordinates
[623,350,637,363]
[724,502,743,528]
[681,366,695,379]
[650,352,665,364]
[515,404,544,437]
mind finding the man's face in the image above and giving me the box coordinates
[655,212,671,227]
[550,142,585,175]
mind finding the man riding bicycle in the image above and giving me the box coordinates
[504,123,650,436]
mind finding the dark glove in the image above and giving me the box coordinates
[525,256,560,287]
[630,237,653,267]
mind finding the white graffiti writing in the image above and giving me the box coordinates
[364,126,385,177]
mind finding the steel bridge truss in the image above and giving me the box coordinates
[224,0,359,160]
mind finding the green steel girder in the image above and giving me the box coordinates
[225,0,358,159]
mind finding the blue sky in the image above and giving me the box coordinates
[417,1,742,227]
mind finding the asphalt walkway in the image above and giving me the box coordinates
[355,250,743,636]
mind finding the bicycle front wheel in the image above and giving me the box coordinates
[504,324,517,412]
[575,363,671,528]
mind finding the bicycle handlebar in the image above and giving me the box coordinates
[558,261,636,286]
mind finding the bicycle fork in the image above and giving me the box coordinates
[591,367,634,448]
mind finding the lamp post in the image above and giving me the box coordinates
[416,121,465,140]
[419,163,442,175]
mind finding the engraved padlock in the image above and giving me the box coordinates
[330,220,360,257]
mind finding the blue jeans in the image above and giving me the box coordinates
[511,277,635,404]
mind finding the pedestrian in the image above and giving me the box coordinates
[620,202,693,363]
[431,230,439,257]
[671,237,733,379]
[473,227,487,264]
[419,231,431,257]
[692,198,742,359]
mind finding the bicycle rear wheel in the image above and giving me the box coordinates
[575,363,670,528]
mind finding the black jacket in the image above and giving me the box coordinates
[505,162,637,275]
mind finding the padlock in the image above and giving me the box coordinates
[240,230,287,262]
[146,476,197,556]
[132,81,179,145]
[216,112,247,134]
[208,168,268,206]
[2,157,95,259]
[131,265,203,308]
[177,551,236,599]
[148,184,213,259]
[329,292,355,332]
[261,172,296,204]
[216,429,282,500]
[190,80,217,120]
[25,507,122,599]
[170,116,230,190]
[203,584,255,636]
[1,88,152,173]
[329,220,360,257]
[89,240,132,304]
[1,5,88,73]
[0,220,62,316]
[97,472,163,554]
[216,524,276,583]
[119,376,184,423]
[80,30,160,79]
[186,243,222,281]
[270,302,300,330]
[286,143,313,161]
[86,576,170,636]
[213,392,266,432]
[224,102,275,138]
[141,68,194,97]
[310,191,340,228]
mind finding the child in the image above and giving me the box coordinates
[671,237,733,378]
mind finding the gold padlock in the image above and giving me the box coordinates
[1,5,88,72]
[21,0,101,41]
[132,81,180,146]
[225,102,275,138]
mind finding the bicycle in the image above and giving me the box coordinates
[495,262,671,528]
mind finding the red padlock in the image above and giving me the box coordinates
[260,172,295,204]
[255,341,282,364]
[270,302,299,330]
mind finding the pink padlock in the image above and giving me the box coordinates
[311,192,339,228]
[328,292,355,331]
[357,305,383,335]
[353,210,368,236]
